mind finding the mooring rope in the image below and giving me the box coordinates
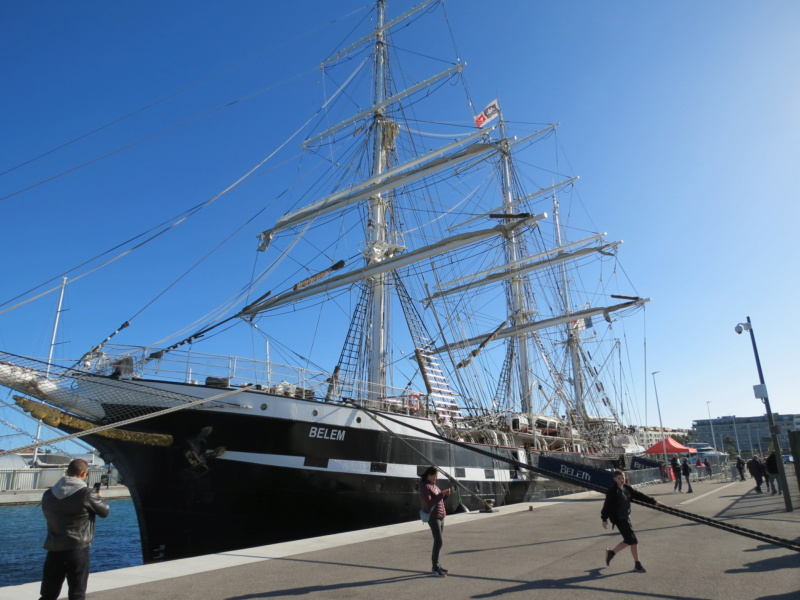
[356,405,800,553]
[342,400,494,510]
[641,502,800,553]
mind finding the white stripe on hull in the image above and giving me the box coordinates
[220,450,518,483]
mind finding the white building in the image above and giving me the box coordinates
[634,426,690,449]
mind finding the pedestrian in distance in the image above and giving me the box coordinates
[703,457,713,480]
[758,456,769,491]
[765,451,782,495]
[40,458,110,600]
[670,454,682,492]
[681,457,694,493]
[747,455,764,493]
[419,466,452,577]
[695,456,704,481]
[601,469,665,573]
[735,456,746,481]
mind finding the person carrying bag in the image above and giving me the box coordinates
[418,466,451,577]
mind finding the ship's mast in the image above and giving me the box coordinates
[553,194,587,425]
[498,114,534,413]
[367,0,390,399]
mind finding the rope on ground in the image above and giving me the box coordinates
[639,502,800,553]
[356,405,800,554]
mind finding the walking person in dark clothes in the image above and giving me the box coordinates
[681,457,694,493]
[758,456,770,490]
[601,470,665,573]
[40,458,110,600]
[735,456,746,481]
[766,451,782,495]
[747,456,764,493]
[670,454,682,492]
[419,466,451,577]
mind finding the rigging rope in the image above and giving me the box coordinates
[0,386,246,459]
[343,399,493,511]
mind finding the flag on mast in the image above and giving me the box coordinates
[474,100,500,128]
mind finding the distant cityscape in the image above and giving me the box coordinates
[636,413,799,456]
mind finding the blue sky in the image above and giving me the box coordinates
[1,0,798,443]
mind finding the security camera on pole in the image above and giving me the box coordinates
[735,317,792,512]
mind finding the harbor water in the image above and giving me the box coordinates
[0,498,142,587]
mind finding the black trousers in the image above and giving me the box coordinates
[428,517,444,568]
[40,547,91,600]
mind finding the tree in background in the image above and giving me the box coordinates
[723,436,737,456]
[673,431,694,445]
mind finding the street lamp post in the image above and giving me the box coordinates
[732,415,741,456]
[651,371,668,466]
[735,317,792,512]
[706,401,717,452]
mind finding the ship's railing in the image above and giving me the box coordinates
[84,345,455,418]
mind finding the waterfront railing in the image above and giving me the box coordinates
[0,467,119,492]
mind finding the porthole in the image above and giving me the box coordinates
[356,417,362,423]
[260,403,268,411]
[312,409,319,417]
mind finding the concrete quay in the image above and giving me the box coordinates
[4,473,798,600]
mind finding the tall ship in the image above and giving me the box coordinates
[0,1,649,562]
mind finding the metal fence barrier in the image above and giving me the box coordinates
[0,467,120,492]
[626,467,662,486]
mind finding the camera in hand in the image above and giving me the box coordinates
[93,482,102,492]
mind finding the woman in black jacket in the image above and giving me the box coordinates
[601,470,664,573]
[680,457,694,493]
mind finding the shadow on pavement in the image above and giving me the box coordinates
[469,568,705,599]
[756,593,800,600]
[226,572,430,598]
[725,552,800,574]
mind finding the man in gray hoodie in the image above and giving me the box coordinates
[40,458,110,600]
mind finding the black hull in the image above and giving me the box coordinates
[72,395,543,563]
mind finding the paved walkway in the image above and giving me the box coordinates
[4,473,799,600]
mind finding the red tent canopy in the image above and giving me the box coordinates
[644,436,697,454]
